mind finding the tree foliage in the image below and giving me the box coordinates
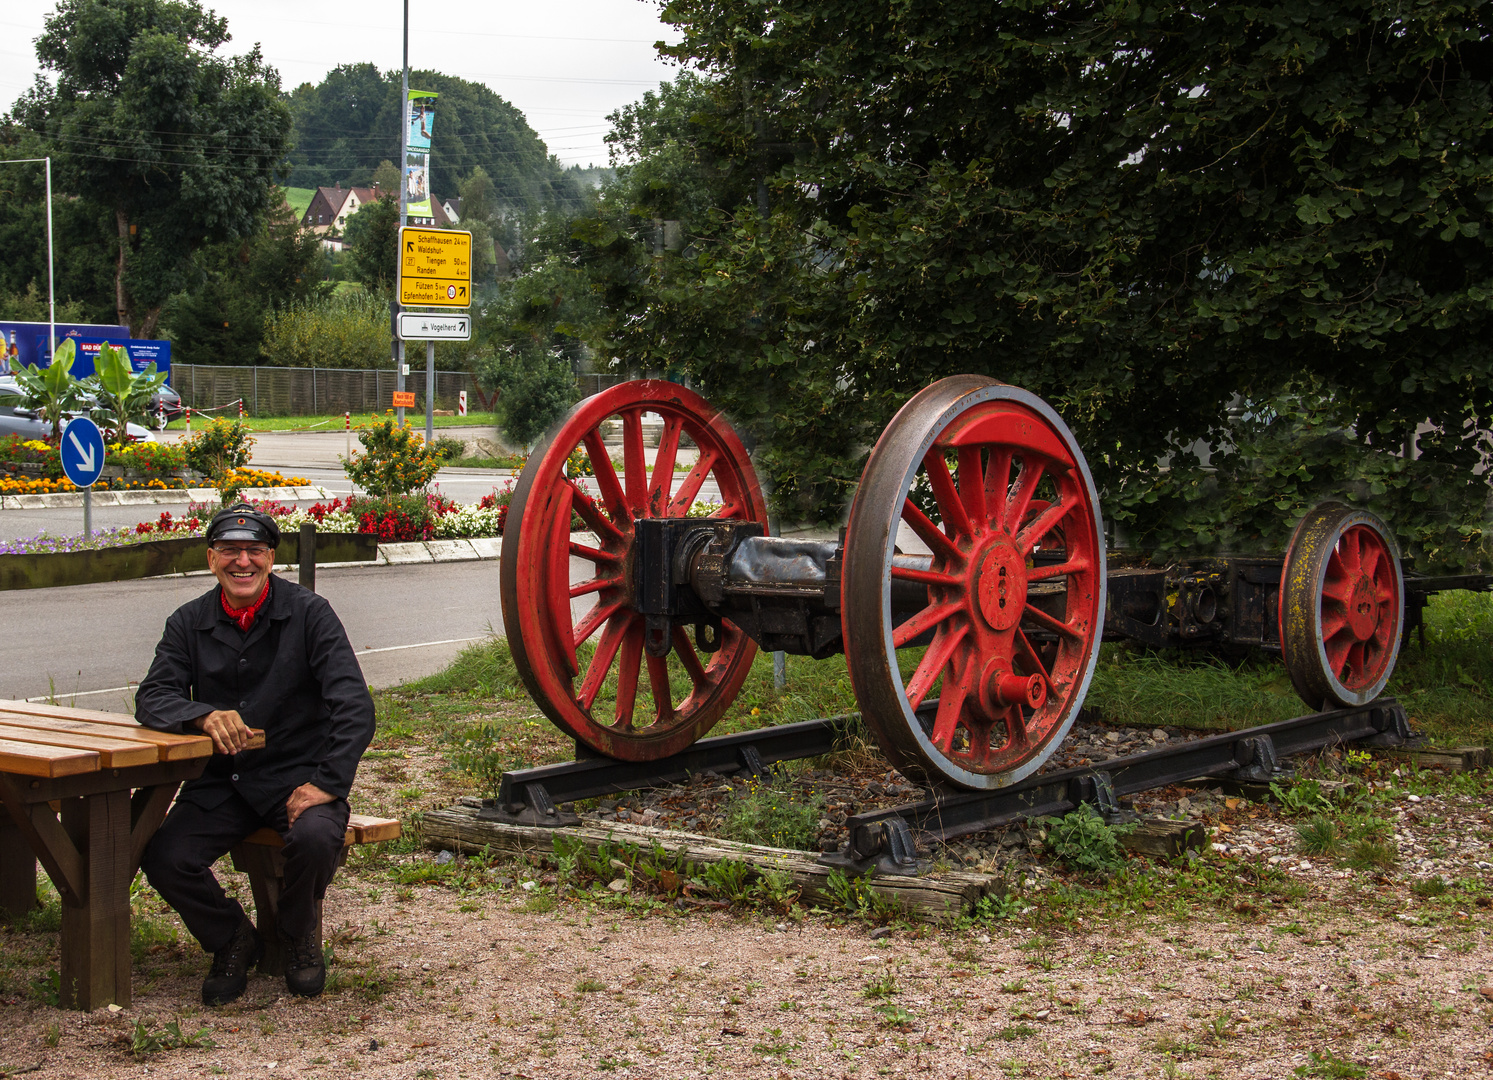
[284,64,591,213]
[13,0,293,337]
[579,1,1493,568]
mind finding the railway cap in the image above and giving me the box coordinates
[206,503,282,548]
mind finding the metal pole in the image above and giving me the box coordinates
[425,340,435,444]
[83,487,91,536]
[45,157,55,364]
[396,0,409,428]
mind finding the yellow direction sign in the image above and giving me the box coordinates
[398,226,472,308]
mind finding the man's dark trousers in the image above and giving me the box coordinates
[141,792,349,953]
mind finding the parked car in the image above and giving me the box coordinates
[0,383,153,443]
[148,385,183,428]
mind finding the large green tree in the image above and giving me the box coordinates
[13,0,292,337]
[584,1,1493,567]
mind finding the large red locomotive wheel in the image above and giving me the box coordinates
[499,380,768,760]
[1279,501,1403,710]
[841,376,1107,789]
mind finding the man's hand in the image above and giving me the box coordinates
[194,709,253,756]
[286,782,335,828]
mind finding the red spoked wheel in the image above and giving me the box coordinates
[1279,501,1403,710]
[498,380,768,760]
[841,376,1106,790]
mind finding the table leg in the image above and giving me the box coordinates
[0,806,38,918]
[58,791,133,1011]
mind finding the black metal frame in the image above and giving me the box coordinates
[478,697,1413,877]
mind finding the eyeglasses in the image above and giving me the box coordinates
[210,544,272,560]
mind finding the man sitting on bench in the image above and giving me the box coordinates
[136,503,375,1005]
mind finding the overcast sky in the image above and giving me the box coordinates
[0,0,685,168]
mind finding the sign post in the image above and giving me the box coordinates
[397,226,472,444]
[59,416,105,535]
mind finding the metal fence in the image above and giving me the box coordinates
[171,365,630,418]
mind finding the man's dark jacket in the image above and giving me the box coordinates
[136,578,375,816]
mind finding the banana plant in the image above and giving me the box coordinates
[84,342,168,444]
[11,338,85,441]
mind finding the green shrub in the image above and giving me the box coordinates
[260,291,391,369]
[432,436,465,462]
[183,418,253,486]
[476,341,576,447]
[343,419,442,497]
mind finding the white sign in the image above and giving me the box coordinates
[397,313,471,341]
[458,390,467,416]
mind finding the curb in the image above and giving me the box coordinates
[0,486,329,510]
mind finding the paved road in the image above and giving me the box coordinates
[0,559,509,713]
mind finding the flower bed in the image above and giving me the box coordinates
[0,435,307,494]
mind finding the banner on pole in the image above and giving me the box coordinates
[406,91,438,224]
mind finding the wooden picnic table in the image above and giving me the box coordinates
[0,698,261,1010]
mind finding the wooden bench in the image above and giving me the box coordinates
[230,813,400,975]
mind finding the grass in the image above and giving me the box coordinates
[156,411,491,433]
[284,186,315,218]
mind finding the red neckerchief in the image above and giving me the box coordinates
[221,580,271,632]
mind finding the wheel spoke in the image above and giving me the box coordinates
[569,539,621,564]
[1320,607,1350,639]
[671,627,711,697]
[648,416,683,514]
[566,479,625,544]
[1323,633,1352,681]
[893,601,964,649]
[957,446,987,527]
[1004,459,1046,533]
[572,599,622,650]
[1026,557,1091,583]
[1016,494,1077,554]
[569,575,622,599]
[622,409,648,512]
[577,613,633,711]
[984,448,1013,524]
[923,450,974,540]
[612,624,644,730]
[667,448,719,516]
[1014,629,1053,686]
[1022,602,1083,639]
[582,430,629,521]
[901,498,965,565]
[1321,574,1353,604]
[929,681,970,755]
[904,623,968,712]
[891,563,962,588]
[646,653,674,727]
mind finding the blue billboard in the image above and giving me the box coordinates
[0,321,170,382]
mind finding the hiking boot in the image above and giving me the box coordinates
[202,918,261,1006]
[282,931,326,997]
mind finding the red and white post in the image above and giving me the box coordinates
[345,411,351,458]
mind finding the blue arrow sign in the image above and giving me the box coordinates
[60,417,106,488]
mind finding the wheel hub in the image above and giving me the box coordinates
[1347,574,1379,640]
[974,540,1027,631]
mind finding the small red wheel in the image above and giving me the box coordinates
[841,376,1107,789]
[1279,501,1403,710]
[499,380,768,760]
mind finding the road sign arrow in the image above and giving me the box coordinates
[459,285,467,298]
[67,429,96,473]
[406,239,415,252]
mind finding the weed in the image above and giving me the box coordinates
[1344,839,1398,871]
[1270,777,1332,815]
[1296,814,1340,856]
[1292,1049,1367,1078]
[1411,876,1449,898]
[975,892,1028,921]
[575,978,606,993]
[997,1024,1036,1040]
[129,1019,215,1055]
[823,871,900,922]
[697,860,754,904]
[873,1002,915,1029]
[1043,805,1135,873]
[861,974,900,1000]
[42,1022,61,1047]
[720,777,824,850]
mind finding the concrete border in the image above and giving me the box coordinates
[0,485,329,510]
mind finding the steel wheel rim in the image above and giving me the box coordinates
[1279,502,1403,709]
[499,380,767,760]
[842,377,1107,789]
